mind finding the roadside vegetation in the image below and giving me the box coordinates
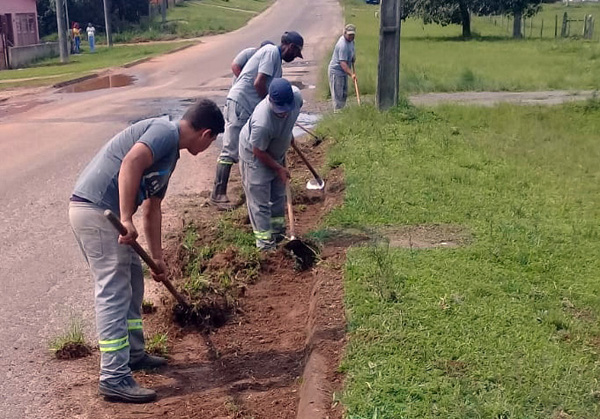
[342,0,600,96]
[0,42,192,89]
[146,332,169,356]
[49,317,92,360]
[320,98,600,418]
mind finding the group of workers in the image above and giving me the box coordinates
[68,24,356,403]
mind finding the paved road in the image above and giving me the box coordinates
[0,0,342,416]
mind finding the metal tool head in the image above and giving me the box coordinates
[306,178,325,190]
[284,238,318,271]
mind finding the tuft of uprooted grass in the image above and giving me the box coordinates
[49,317,92,360]
[319,99,600,418]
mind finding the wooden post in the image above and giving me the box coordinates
[561,12,568,38]
[162,0,167,24]
[540,19,544,39]
[55,0,69,62]
[555,14,558,38]
[376,0,402,110]
[530,17,533,37]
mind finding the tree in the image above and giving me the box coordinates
[405,0,488,38]
[486,0,543,38]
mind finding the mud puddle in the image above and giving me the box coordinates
[57,74,136,93]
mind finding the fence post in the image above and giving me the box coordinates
[541,19,544,38]
[561,12,568,37]
[530,17,534,37]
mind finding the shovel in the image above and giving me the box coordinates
[104,210,191,309]
[294,123,325,145]
[291,141,325,191]
[353,75,361,105]
[284,183,318,271]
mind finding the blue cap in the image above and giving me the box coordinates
[268,78,295,114]
[282,31,304,58]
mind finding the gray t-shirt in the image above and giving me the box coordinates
[228,44,282,114]
[239,87,303,165]
[72,118,180,214]
[232,47,257,84]
[328,35,355,76]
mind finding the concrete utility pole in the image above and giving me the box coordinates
[376,0,402,110]
[55,0,69,63]
[162,0,168,24]
[103,0,113,47]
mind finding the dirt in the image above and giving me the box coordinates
[45,139,347,419]
[54,343,93,360]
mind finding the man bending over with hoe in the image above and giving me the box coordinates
[69,100,225,403]
[239,78,303,250]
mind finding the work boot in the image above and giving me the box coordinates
[129,353,167,371]
[210,162,236,211]
[98,376,157,403]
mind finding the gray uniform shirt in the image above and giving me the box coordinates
[72,118,180,214]
[239,87,303,165]
[228,44,282,114]
[232,47,257,84]
[328,35,355,76]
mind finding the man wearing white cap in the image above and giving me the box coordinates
[238,78,303,250]
[328,24,356,111]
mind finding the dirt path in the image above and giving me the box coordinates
[410,90,597,106]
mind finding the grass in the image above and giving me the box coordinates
[340,0,600,95]
[113,0,272,43]
[318,99,600,417]
[146,332,169,356]
[49,317,91,359]
[0,42,193,89]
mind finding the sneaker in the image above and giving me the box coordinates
[98,376,157,403]
[129,353,168,371]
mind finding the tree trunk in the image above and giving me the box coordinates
[459,2,471,38]
[513,9,523,38]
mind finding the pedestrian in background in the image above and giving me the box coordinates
[238,78,303,250]
[87,23,96,53]
[69,100,225,403]
[210,31,304,211]
[72,22,81,54]
[328,24,356,112]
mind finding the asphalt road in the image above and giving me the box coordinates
[0,0,342,416]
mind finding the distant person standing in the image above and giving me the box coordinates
[328,24,356,111]
[231,41,275,84]
[72,22,81,54]
[87,23,96,53]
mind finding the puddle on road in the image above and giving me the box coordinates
[58,74,136,93]
[290,80,316,90]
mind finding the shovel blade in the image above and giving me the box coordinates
[306,178,325,190]
[284,239,317,271]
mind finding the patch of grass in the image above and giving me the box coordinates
[337,0,600,95]
[145,332,169,356]
[49,317,92,359]
[113,0,272,43]
[0,42,193,89]
[320,101,600,417]
[142,299,156,314]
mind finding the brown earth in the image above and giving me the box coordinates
[45,140,348,419]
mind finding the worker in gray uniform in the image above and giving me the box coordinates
[328,24,356,111]
[211,31,304,211]
[69,100,225,403]
[238,78,303,250]
[231,40,274,84]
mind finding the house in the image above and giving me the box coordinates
[0,0,58,70]
[0,0,40,48]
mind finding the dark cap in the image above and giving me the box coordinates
[268,78,295,114]
[282,31,304,58]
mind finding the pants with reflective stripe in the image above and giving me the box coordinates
[69,202,145,384]
[329,72,348,111]
[219,99,251,164]
[240,159,286,249]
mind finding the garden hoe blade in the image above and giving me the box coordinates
[284,184,318,271]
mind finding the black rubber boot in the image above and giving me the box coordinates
[99,376,157,403]
[210,162,236,211]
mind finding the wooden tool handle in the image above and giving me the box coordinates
[291,142,323,184]
[353,76,361,105]
[104,210,189,307]
[285,183,296,240]
[294,123,319,140]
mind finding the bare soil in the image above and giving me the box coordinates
[45,140,348,419]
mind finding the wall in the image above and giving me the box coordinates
[0,0,39,47]
[8,42,58,69]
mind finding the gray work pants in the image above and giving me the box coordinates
[329,72,348,111]
[239,160,286,249]
[69,202,145,385]
[219,99,251,164]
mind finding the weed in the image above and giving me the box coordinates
[142,299,156,314]
[49,317,92,360]
[146,332,168,356]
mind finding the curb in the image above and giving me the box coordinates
[122,43,198,68]
[52,73,98,88]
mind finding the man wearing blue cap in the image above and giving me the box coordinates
[211,31,304,211]
[238,78,303,250]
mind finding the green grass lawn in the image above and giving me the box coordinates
[0,43,192,89]
[113,0,272,43]
[319,99,600,418]
[342,0,600,95]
